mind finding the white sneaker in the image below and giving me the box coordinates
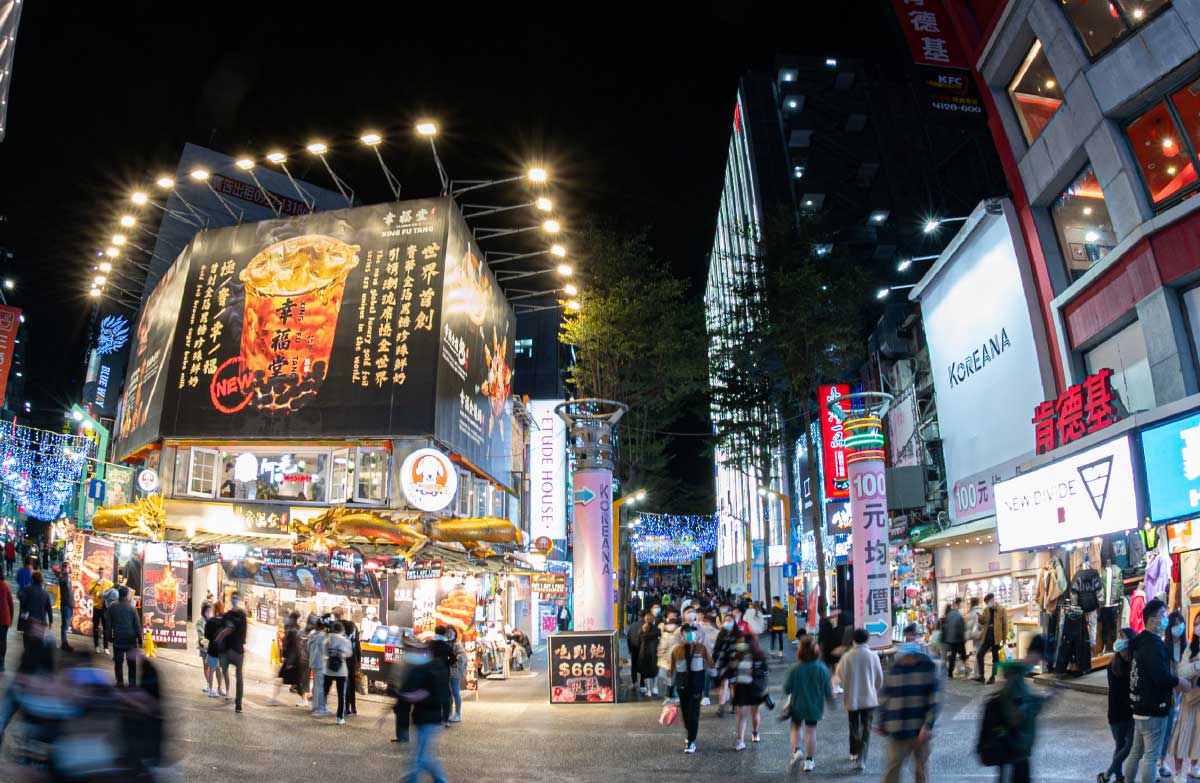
[296,699,308,707]
[804,758,815,771]
[701,697,711,706]
[336,718,345,725]
[684,742,696,754]
[449,714,462,723]
[735,740,746,751]
[790,750,802,769]
[848,754,858,763]
[207,689,218,698]
[651,688,659,697]
[639,687,648,695]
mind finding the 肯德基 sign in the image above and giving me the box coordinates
[548,631,617,704]
[405,557,443,581]
[1032,368,1118,454]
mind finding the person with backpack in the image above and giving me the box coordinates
[1125,599,1192,783]
[1099,627,1137,783]
[977,634,1054,783]
[217,591,248,713]
[670,622,714,753]
[878,623,939,783]
[323,621,352,725]
[333,606,360,716]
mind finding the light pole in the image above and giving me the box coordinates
[875,284,916,300]
[613,488,646,630]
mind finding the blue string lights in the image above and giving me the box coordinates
[0,421,94,521]
[631,513,718,565]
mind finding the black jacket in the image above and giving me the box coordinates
[18,584,53,625]
[57,573,74,610]
[1107,653,1133,724]
[401,659,451,725]
[769,605,788,631]
[1129,630,1179,717]
[221,608,247,653]
[941,609,966,644]
[1071,568,1102,613]
[108,600,142,647]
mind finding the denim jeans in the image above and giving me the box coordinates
[310,670,326,712]
[59,606,72,646]
[1126,716,1168,783]
[449,678,462,716]
[702,670,712,700]
[404,723,448,783]
[1108,719,1135,779]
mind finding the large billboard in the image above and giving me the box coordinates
[911,200,1054,499]
[83,309,133,418]
[0,304,20,408]
[1142,410,1200,525]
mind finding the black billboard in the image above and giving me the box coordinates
[434,206,516,487]
[83,308,134,419]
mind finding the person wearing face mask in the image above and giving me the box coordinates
[1125,599,1192,783]
[658,617,681,703]
[973,593,1009,685]
[1160,610,1191,779]
[1100,628,1138,783]
[878,624,939,783]
[1164,615,1200,782]
[713,614,738,716]
[637,610,662,696]
[698,611,719,706]
[216,591,248,713]
[670,623,714,753]
[395,638,451,783]
[724,630,769,751]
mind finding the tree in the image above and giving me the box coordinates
[558,224,708,506]
[708,207,865,608]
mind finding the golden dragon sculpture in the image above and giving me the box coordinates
[91,494,167,542]
[290,506,524,560]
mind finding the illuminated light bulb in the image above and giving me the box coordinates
[415,122,437,136]
[556,264,573,276]
[89,288,101,298]
[543,219,561,233]
[1082,207,1093,216]
[550,244,566,257]
[235,158,254,170]
[360,132,382,146]
[563,283,578,296]
[98,262,112,273]
[119,215,136,228]
[1085,230,1100,242]
[94,276,106,286]
[105,247,119,258]
[565,299,581,312]
[528,167,548,183]
[154,177,173,189]
[131,191,149,205]
[266,151,286,164]
[1168,166,1178,175]
[1044,79,1056,89]
[111,234,126,246]
[536,197,553,211]
[305,142,328,155]
[189,168,210,181]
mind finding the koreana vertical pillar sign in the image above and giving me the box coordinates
[828,391,894,650]
[557,399,627,632]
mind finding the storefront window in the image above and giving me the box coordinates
[354,448,388,504]
[330,448,349,504]
[1007,40,1064,143]
[491,487,507,519]
[1084,320,1154,413]
[1060,0,1171,58]
[455,471,472,517]
[1126,98,1198,207]
[187,448,218,497]
[1051,163,1118,280]
[215,449,328,503]
[475,478,489,518]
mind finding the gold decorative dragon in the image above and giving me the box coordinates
[91,494,167,542]
[291,506,524,560]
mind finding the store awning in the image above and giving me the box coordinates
[916,518,997,547]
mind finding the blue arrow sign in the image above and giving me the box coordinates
[574,487,596,506]
[865,621,889,637]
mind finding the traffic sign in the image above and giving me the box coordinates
[87,479,105,502]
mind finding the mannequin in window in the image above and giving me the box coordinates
[1035,551,1068,638]
[1145,535,1173,605]
[1070,554,1102,649]
[1099,550,1124,653]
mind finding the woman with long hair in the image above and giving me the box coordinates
[1160,609,1189,778]
[1165,615,1200,780]
[784,635,832,771]
[723,630,769,751]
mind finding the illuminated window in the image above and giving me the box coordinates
[1126,89,1199,208]
[187,448,219,498]
[1060,0,1171,58]
[217,449,329,503]
[514,338,533,359]
[354,448,389,504]
[1051,163,1117,281]
[1007,41,1063,143]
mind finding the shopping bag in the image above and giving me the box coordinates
[659,702,679,726]
[143,630,157,658]
[269,638,281,667]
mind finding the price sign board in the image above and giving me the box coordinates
[531,572,567,596]
[548,630,618,704]
[405,557,443,581]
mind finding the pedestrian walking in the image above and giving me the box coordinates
[744,601,766,638]
[836,627,883,771]
[272,611,304,706]
[973,593,1009,685]
[637,611,661,696]
[989,634,1054,783]
[217,591,248,712]
[699,611,719,706]
[769,596,788,658]
[204,604,230,698]
[197,602,216,696]
[1125,599,1192,783]
[307,617,330,715]
[784,635,832,771]
[555,598,571,631]
[54,565,73,651]
[670,622,713,753]
[658,617,679,702]
[333,606,360,716]
[88,566,113,655]
[3,538,14,578]
[713,612,736,716]
[724,629,769,751]
[1098,627,1138,783]
[18,570,53,649]
[324,621,352,725]
[878,623,940,783]
[447,626,467,723]
[14,559,32,592]
[627,612,643,689]
[1160,609,1189,778]
[0,575,12,673]
[941,598,967,679]
[1165,615,1200,780]
[965,596,983,677]
[108,585,141,686]
[397,636,451,783]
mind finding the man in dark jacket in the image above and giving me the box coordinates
[18,570,54,649]
[219,592,249,712]
[398,638,451,783]
[108,585,142,686]
[56,565,74,650]
[769,596,788,657]
[333,606,360,716]
[941,598,967,678]
[555,598,571,632]
[1125,599,1191,783]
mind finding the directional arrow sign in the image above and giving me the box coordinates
[574,487,596,506]
[865,621,889,637]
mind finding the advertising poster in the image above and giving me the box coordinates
[142,544,190,649]
[531,572,567,596]
[0,304,21,408]
[819,384,851,500]
[435,205,515,485]
[1141,410,1200,525]
[548,631,617,704]
[70,534,115,637]
[849,457,891,649]
[572,469,613,631]
[83,308,134,418]
[104,465,135,508]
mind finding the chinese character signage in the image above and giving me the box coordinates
[0,304,21,409]
[405,558,443,581]
[141,545,190,649]
[1031,368,1118,454]
[820,384,851,500]
[328,548,361,574]
[890,0,967,68]
[531,572,567,596]
[549,630,617,704]
[849,457,891,649]
[1140,409,1200,525]
[995,435,1137,553]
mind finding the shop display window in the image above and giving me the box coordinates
[1126,95,1199,208]
[1060,0,1171,59]
[475,477,490,518]
[1084,320,1154,414]
[353,448,388,504]
[216,449,328,503]
[1007,40,1063,144]
[1051,163,1117,281]
[186,448,219,497]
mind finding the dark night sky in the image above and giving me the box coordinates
[0,1,908,496]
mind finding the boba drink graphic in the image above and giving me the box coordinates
[238,234,360,412]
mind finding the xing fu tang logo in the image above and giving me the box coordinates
[947,328,1011,387]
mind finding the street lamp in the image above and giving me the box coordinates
[551,244,567,257]
[359,131,402,200]
[264,151,315,213]
[565,299,581,312]
[543,219,561,234]
[130,191,149,206]
[556,263,573,276]
[189,168,210,182]
[896,254,939,272]
[535,197,553,212]
[118,215,136,228]
[922,215,968,234]
[235,157,285,216]
[529,167,548,183]
[154,177,174,190]
[562,283,578,296]
[305,142,355,207]
[98,262,112,273]
[876,284,917,300]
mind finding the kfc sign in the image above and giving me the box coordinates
[890,0,968,69]
[819,384,851,500]
[1031,368,1118,454]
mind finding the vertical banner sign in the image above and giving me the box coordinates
[0,304,21,407]
[572,469,613,631]
[528,399,567,540]
[820,384,851,499]
[849,454,891,649]
[71,534,115,637]
[890,0,968,68]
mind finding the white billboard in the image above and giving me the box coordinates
[527,399,567,540]
[911,200,1054,497]
[994,435,1137,552]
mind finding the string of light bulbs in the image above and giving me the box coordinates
[0,420,94,520]
[631,513,719,565]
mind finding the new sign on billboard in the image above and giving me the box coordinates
[528,399,567,540]
[994,435,1137,553]
[911,201,1053,499]
[1141,410,1200,525]
[0,304,20,408]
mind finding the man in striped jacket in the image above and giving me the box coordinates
[876,623,940,783]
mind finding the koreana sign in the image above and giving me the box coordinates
[527,399,567,540]
[994,435,1137,553]
[399,448,458,512]
[912,200,1053,495]
[1032,368,1118,454]
[819,384,851,500]
[1140,409,1200,525]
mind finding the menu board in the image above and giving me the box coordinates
[253,568,277,588]
[531,572,567,596]
[329,548,361,573]
[262,548,295,567]
[269,566,302,590]
[292,564,325,592]
[548,631,618,704]
[69,533,115,637]
[193,548,219,569]
[142,547,190,649]
[320,568,380,599]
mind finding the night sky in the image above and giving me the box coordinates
[0,1,906,494]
